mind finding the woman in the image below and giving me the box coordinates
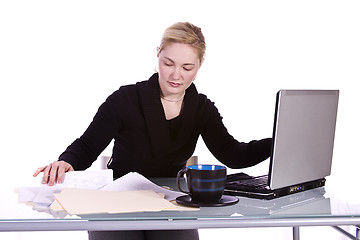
[34,22,272,240]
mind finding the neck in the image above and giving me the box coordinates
[160,92,185,103]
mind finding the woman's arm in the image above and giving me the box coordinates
[33,89,125,185]
[201,101,272,168]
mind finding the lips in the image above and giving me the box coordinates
[169,81,181,88]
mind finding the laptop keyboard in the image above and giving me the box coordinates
[226,173,269,190]
[237,176,268,187]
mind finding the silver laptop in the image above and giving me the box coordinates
[225,90,339,199]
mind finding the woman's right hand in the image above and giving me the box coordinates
[33,161,74,186]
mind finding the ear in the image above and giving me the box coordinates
[199,57,204,68]
[156,47,161,57]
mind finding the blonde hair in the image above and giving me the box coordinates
[159,22,206,64]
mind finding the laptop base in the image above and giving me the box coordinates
[225,177,326,200]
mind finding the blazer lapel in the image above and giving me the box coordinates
[176,82,199,147]
[137,73,199,158]
[137,74,171,157]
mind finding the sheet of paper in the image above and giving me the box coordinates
[18,169,113,207]
[49,199,65,211]
[17,187,40,203]
[169,201,200,211]
[32,185,63,206]
[100,172,185,201]
[61,169,113,189]
[49,192,199,212]
[54,188,177,215]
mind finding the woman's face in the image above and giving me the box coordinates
[157,42,201,97]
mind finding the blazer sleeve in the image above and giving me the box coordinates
[58,90,123,170]
[201,100,272,169]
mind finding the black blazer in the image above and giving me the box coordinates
[59,73,272,178]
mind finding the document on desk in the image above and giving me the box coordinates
[18,170,198,213]
[60,169,114,189]
[54,188,177,215]
[52,172,198,214]
[17,169,113,207]
[100,172,186,201]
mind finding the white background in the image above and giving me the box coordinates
[1,0,359,239]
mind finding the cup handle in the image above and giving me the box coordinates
[176,167,189,194]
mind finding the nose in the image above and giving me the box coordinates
[172,67,181,80]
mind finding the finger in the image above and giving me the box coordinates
[33,166,46,177]
[56,164,67,184]
[48,162,59,186]
[42,164,52,184]
[57,162,74,184]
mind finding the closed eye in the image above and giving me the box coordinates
[163,57,174,67]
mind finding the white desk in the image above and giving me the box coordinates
[1,178,359,240]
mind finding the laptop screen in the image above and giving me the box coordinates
[268,90,339,190]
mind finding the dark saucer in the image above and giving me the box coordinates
[176,194,239,207]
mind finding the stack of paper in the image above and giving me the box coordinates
[17,169,114,208]
[18,171,198,215]
[53,189,177,215]
[100,172,185,201]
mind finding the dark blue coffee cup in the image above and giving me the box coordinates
[176,164,227,203]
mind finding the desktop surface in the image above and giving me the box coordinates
[1,177,359,232]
